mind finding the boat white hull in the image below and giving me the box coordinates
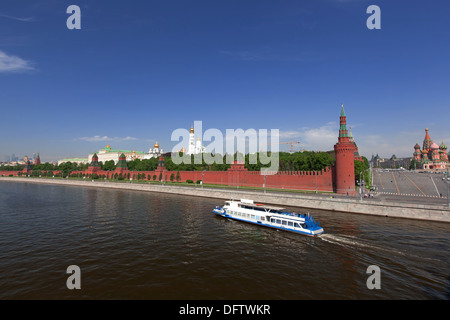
[212,207,323,237]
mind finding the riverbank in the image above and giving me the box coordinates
[1,176,449,223]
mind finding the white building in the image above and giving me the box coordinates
[86,142,163,164]
[187,125,205,155]
[58,158,89,166]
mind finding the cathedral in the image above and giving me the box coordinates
[413,128,448,170]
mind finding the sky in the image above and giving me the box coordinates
[0,0,449,162]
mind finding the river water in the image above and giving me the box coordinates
[0,181,448,300]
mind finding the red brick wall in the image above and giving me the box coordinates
[1,166,335,192]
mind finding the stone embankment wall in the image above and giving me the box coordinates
[1,177,449,223]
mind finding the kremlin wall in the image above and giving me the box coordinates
[0,106,358,195]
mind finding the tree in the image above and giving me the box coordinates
[354,157,370,187]
[103,160,116,171]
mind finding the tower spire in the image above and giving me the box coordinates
[339,103,349,139]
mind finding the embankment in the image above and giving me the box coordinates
[1,177,449,223]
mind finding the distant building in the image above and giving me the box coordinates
[370,154,412,169]
[34,153,41,166]
[348,127,363,162]
[58,158,89,166]
[87,142,163,165]
[413,128,448,170]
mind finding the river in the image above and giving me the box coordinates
[0,181,448,299]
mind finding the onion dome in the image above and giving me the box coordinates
[154,141,159,148]
[414,143,420,150]
[430,142,439,150]
[189,125,194,134]
[440,141,447,150]
[181,147,186,153]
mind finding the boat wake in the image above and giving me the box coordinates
[319,233,441,263]
[319,234,374,250]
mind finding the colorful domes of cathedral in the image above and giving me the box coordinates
[430,142,440,150]
[413,128,448,170]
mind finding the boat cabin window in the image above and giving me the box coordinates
[282,220,287,225]
[288,222,293,227]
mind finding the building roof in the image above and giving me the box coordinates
[424,128,431,141]
[340,103,346,117]
[59,158,88,162]
[430,142,439,149]
[96,146,146,155]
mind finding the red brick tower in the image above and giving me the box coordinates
[334,104,356,195]
[34,153,41,166]
[114,153,129,175]
[86,153,101,174]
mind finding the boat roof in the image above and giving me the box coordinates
[227,200,286,212]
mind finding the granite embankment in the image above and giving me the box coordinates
[1,177,449,223]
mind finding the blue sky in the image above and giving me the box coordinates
[1,0,449,162]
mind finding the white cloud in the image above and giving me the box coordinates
[0,14,34,22]
[77,136,137,142]
[280,122,338,152]
[0,50,34,73]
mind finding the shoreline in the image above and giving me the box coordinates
[1,176,449,223]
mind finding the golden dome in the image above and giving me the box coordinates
[190,124,194,133]
[106,144,111,149]
[154,141,159,148]
[181,147,186,153]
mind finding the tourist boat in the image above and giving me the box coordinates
[212,199,324,237]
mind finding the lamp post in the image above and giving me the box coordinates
[315,171,318,194]
[359,171,363,200]
[446,168,449,208]
[202,170,205,190]
[263,174,267,194]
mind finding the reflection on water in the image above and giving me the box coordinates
[0,181,448,299]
